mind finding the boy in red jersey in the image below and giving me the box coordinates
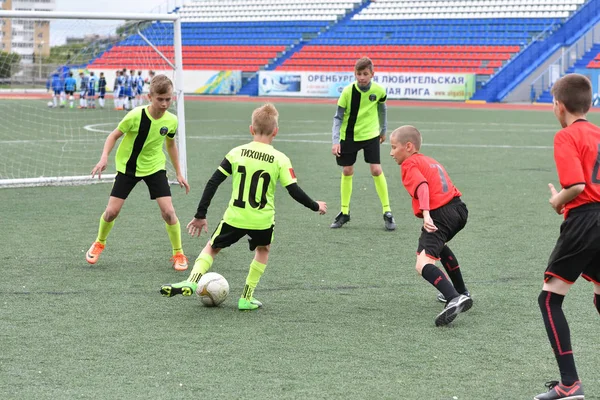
[533,73,600,400]
[389,125,472,326]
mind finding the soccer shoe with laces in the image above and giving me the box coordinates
[238,297,263,310]
[86,241,105,265]
[171,252,189,271]
[434,294,473,326]
[534,380,584,400]
[330,212,350,229]
[437,290,471,305]
[383,211,396,231]
[160,280,198,297]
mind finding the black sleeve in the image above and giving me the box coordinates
[286,183,319,211]
[194,158,231,219]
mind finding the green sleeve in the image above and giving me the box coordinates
[117,109,136,133]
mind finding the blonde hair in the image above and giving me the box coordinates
[391,125,422,150]
[355,57,374,72]
[252,103,279,136]
[149,74,173,95]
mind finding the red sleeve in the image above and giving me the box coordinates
[401,160,427,198]
[416,183,430,211]
[554,131,585,188]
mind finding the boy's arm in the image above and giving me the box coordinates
[378,102,387,142]
[194,167,229,219]
[548,183,585,214]
[416,183,437,232]
[188,159,231,237]
[165,138,190,194]
[331,105,345,145]
[285,183,327,214]
[332,105,345,156]
[91,128,124,179]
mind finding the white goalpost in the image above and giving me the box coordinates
[0,10,187,188]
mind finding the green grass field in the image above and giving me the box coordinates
[1,99,599,400]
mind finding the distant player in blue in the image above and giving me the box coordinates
[98,72,107,109]
[135,70,144,106]
[64,72,77,109]
[123,69,134,110]
[79,72,89,109]
[117,70,126,110]
[48,73,63,108]
[88,71,97,109]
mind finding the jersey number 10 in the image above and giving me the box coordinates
[233,166,271,209]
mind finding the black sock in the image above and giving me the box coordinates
[538,290,579,386]
[440,245,467,294]
[595,293,600,315]
[422,264,459,301]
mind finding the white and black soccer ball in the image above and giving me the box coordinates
[196,272,229,306]
[47,101,54,108]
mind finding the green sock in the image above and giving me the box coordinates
[188,253,213,283]
[95,213,115,245]
[373,173,391,213]
[242,259,266,299]
[165,219,183,255]
[340,174,353,215]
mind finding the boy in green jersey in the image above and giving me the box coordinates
[331,57,396,231]
[86,74,190,271]
[160,103,327,310]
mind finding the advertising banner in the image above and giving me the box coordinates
[258,71,475,101]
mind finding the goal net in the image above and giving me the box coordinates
[0,10,186,188]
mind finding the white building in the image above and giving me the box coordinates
[1,0,56,64]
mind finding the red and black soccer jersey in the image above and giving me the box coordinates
[554,119,600,218]
[401,153,461,217]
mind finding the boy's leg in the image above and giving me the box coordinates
[147,171,187,270]
[416,226,472,326]
[436,245,469,303]
[86,196,124,264]
[341,168,353,215]
[595,284,600,315]
[538,279,580,389]
[239,227,273,310]
[331,163,353,229]
[156,196,188,271]
[160,221,241,298]
[239,247,268,310]
[365,138,395,230]
[160,243,220,297]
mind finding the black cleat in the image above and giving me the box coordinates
[383,211,396,231]
[435,294,473,326]
[534,380,584,400]
[330,212,350,229]
[437,290,471,305]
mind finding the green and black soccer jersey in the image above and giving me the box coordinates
[338,81,387,142]
[115,106,178,177]
[220,141,297,230]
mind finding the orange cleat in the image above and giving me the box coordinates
[171,252,188,271]
[86,241,105,264]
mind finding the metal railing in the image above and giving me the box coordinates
[530,23,600,102]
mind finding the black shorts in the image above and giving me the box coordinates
[417,197,468,259]
[66,91,74,96]
[336,136,381,166]
[210,221,274,251]
[545,204,600,285]
[109,170,171,200]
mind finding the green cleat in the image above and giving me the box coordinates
[238,297,262,310]
[160,281,198,297]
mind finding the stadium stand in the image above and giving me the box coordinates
[88,0,587,88]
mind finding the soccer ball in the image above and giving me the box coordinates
[47,101,53,108]
[196,272,229,306]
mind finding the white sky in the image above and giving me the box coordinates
[51,0,184,45]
